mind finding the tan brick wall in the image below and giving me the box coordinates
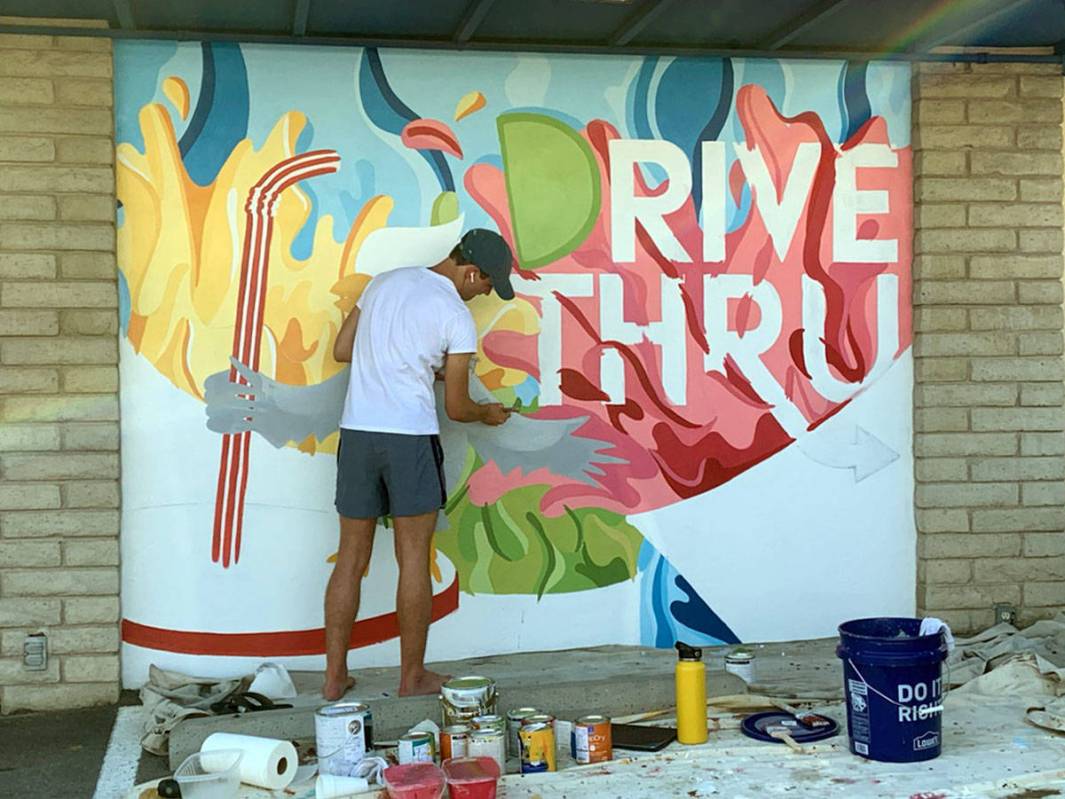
[914,61,1065,633]
[0,22,118,713]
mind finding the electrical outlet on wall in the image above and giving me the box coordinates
[993,603,1017,626]
[22,632,47,671]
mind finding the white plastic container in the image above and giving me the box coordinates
[174,750,242,799]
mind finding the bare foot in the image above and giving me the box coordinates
[322,675,356,701]
[399,669,450,697]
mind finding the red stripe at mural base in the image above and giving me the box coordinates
[121,575,460,657]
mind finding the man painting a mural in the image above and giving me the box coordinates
[323,229,516,699]
[115,42,913,687]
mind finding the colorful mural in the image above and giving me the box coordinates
[116,42,913,685]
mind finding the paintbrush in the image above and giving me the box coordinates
[770,699,834,729]
[765,724,807,754]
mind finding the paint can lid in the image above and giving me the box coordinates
[519,723,552,734]
[441,676,497,706]
[740,712,839,744]
[726,649,755,663]
[576,715,610,724]
[506,707,539,720]
[522,714,556,725]
[316,701,369,717]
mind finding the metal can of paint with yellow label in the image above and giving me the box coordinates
[522,713,556,728]
[519,722,557,773]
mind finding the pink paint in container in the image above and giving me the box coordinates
[442,756,501,799]
[382,762,446,799]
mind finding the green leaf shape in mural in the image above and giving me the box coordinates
[439,480,643,597]
[431,190,460,225]
[497,112,601,270]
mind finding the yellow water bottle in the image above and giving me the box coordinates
[675,641,708,744]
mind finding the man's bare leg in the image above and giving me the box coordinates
[393,511,450,696]
[323,515,376,700]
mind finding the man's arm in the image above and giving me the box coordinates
[443,353,509,425]
[332,306,360,363]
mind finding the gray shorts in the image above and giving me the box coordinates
[335,428,446,519]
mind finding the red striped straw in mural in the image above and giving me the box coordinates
[212,149,342,568]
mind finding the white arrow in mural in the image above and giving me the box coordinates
[799,425,900,482]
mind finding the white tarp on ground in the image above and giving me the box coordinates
[480,616,1065,798]
[127,616,1065,798]
[495,695,1065,798]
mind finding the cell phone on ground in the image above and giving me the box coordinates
[610,723,677,752]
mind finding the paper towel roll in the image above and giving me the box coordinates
[201,732,298,790]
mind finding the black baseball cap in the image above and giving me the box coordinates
[459,228,515,300]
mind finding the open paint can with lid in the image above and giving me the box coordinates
[440,676,497,727]
[725,648,755,683]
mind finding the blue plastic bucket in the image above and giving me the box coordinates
[836,618,948,763]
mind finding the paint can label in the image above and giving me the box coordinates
[574,715,612,764]
[469,728,506,773]
[315,702,371,777]
[519,723,557,773]
[398,732,435,764]
[440,725,470,760]
[725,650,755,684]
[506,707,538,757]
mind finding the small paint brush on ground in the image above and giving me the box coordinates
[771,700,834,729]
[765,724,807,754]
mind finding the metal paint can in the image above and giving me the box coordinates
[315,702,373,777]
[522,713,556,728]
[574,715,612,764]
[397,731,436,764]
[506,707,538,757]
[468,728,506,773]
[519,722,557,773]
[521,713,557,756]
[440,724,471,760]
[472,713,506,733]
[725,648,755,684]
[440,676,497,727]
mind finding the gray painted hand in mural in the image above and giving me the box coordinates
[204,359,623,495]
[204,357,347,449]
[458,374,622,487]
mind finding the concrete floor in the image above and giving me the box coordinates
[0,639,842,797]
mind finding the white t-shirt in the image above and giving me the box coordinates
[340,267,477,435]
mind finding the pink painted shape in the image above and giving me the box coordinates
[401,118,463,158]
